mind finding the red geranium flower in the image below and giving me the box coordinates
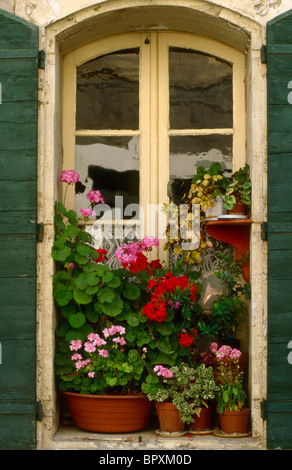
[179,332,194,348]
[93,248,108,263]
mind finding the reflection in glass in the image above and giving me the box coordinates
[168,135,232,204]
[76,49,139,130]
[169,48,233,130]
[75,136,139,218]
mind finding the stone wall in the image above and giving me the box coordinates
[0,0,290,450]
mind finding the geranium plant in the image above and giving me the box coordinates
[53,170,203,394]
[141,362,219,424]
[210,343,247,414]
[57,325,147,395]
[53,170,161,390]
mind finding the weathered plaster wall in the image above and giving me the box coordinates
[0,0,291,450]
[1,0,291,29]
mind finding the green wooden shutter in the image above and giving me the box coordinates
[265,10,292,450]
[0,10,40,450]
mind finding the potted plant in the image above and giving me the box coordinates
[197,251,251,347]
[187,162,231,215]
[53,170,204,432]
[222,164,251,215]
[58,326,154,433]
[211,343,250,434]
[141,363,219,433]
[163,162,230,266]
[53,170,163,432]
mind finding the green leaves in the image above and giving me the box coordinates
[123,284,140,300]
[100,294,123,316]
[68,312,86,328]
[73,287,92,305]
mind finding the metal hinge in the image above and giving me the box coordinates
[261,45,267,64]
[38,50,45,69]
[37,223,44,242]
[261,222,268,240]
[36,401,43,421]
[261,399,267,420]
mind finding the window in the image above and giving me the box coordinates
[62,32,245,268]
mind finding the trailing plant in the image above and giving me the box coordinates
[141,363,219,424]
[163,163,231,266]
[187,162,231,212]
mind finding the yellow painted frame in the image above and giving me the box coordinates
[62,31,246,258]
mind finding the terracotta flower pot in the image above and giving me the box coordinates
[228,202,247,215]
[188,406,213,432]
[155,402,184,433]
[220,408,250,434]
[62,391,154,433]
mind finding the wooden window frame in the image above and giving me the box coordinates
[62,32,246,259]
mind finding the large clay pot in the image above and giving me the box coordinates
[62,392,154,433]
[220,408,250,434]
[155,402,184,433]
[188,406,213,432]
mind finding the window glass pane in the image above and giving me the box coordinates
[75,136,139,219]
[168,135,232,204]
[169,48,233,130]
[76,49,139,130]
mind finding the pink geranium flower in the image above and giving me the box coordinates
[154,365,173,379]
[60,170,80,184]
[69,339,82,351]
[86,190,105,204]
[80,208,96,218]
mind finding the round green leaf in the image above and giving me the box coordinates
[107,276,121,288]
[75,273,89,291]
[125,330,136,343]
[74,253,89,265]
[52,246,71,262]
[98,286,115,303]
[76,244,91,256]
[85,304,99,322]
[136,331,151,346]
[127,313,139,327]
[102,271,114,283]
[64,225,79,239]
[157,336,172,354]
[68,312,86,328]
[128,349,139,362]
[123,284,140,300]
[85,286,99,295]
[73,287,92,304]
[55,289,73,306]
[87,272,99,286]
[100,294,123,316]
